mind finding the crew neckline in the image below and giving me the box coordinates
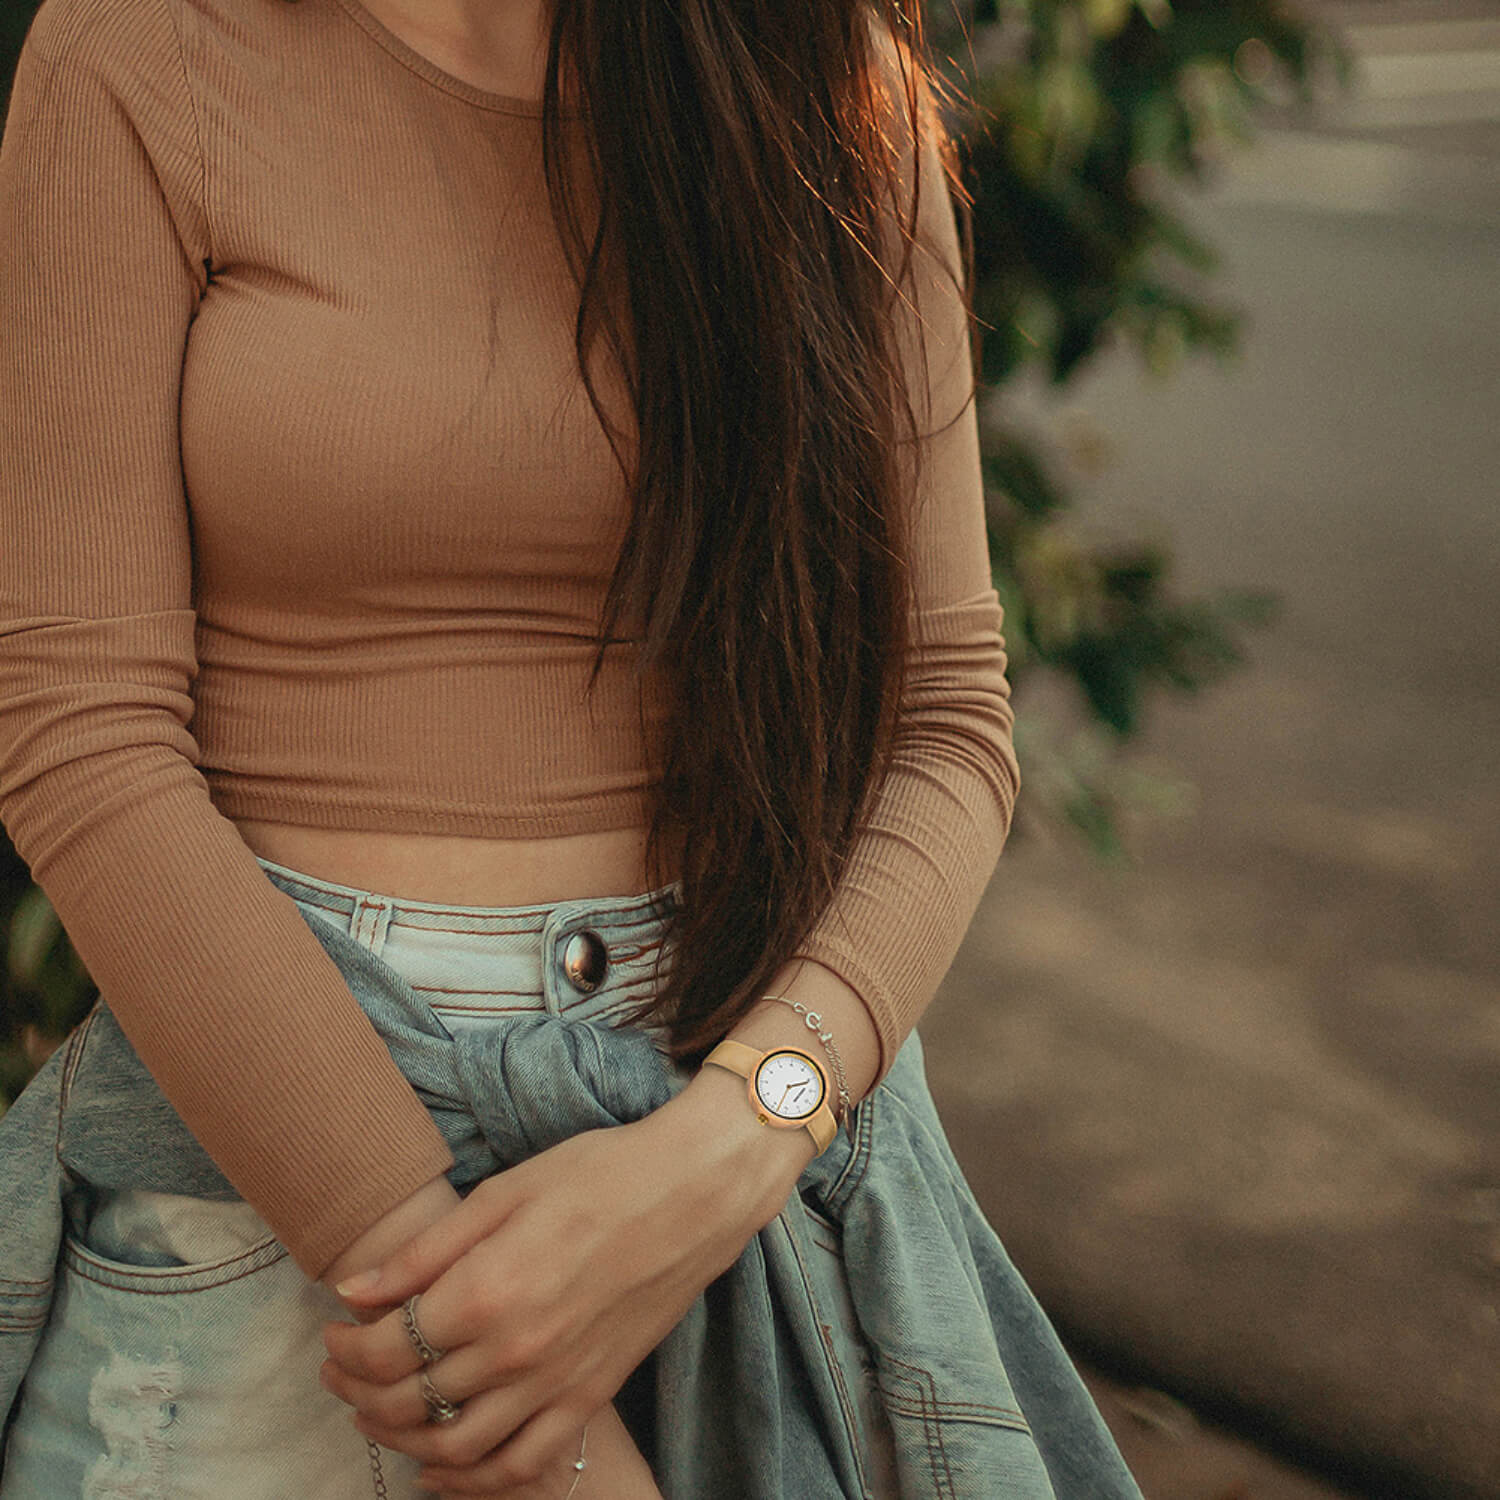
[331,0,583,119]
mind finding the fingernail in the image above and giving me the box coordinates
[335,1269,381,1297]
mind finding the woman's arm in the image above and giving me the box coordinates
[786,20,1020,1093]
[0,0,454,1280]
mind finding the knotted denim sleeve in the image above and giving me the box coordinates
[1,906,1142,1499]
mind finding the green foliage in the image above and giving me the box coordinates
[0,826,90,1113]
[928,0,1341,854]
[0,0,35,120]
[957,0,1339,386]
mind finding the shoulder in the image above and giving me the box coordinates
[14,0,197,114]
[857,10,967,285]
[24,0,176,63]
[858,10,961,215]
[7,0,216,257]
[860,8,945,141]
[19,0,279,87]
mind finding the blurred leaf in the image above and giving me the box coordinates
[6,884,62,986]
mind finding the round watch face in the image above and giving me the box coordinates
[751,1049,826,1122]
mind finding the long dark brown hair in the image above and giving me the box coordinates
[556,0,979,1071]
[319,0,978,1069]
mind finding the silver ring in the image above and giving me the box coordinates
[401,1294,446,1365]
[420,1369,462,1425]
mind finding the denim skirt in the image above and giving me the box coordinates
[0,855,901,1498]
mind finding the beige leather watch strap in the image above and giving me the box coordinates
[703,1039,765,1077]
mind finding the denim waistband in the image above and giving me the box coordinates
[254,854,683,1040]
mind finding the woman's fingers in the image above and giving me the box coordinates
[320,1120,726,1492]
[335,1171,530,1310]
[326,1196,591,1390]
[322,1301,425,1384]
[319,1355,435,1428]
[324,1246,554,1389]
[320,1322,571,1430]
[350,1377,576,1472]
[417,1404,591,1496]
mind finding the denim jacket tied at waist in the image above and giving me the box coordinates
[0,905,1141,1500]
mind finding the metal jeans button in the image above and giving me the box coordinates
[561,929,608,993]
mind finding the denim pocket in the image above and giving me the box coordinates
[65,1185,282,1276]
[3,1224,404,1499]
[59,1226,288,1295]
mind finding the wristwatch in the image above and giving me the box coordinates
[702,1039,839,1155]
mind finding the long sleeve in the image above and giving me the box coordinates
[0,0,452,1277]
[791,48,1021,1092]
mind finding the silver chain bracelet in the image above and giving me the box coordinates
[760,993,853,1126]
[563,1421,589,1498]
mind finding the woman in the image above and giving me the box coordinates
[0,0,1144,1494]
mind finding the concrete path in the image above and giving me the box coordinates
[929,4,1500,1495]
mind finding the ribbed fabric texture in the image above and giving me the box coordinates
[0,0,1020,1277]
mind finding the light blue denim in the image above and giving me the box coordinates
[0,855,1143,1498]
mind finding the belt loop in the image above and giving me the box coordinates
[349,894,393,957]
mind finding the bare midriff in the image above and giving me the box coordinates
[233,818,686,907]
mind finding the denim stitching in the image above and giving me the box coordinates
[878,1360,949,1496]
[0,1313,47,1332]
[65,1236,282,1280]
[62,1235,288,1294]
[62,1256,283,1296]
[54,1006,102,1177]
[906,1398,1027,1419]
[389,907,553,925]
[820,1318,871,1497]
[799,1199,841,1237]
[876,1368,948,1494]
[273,886,553,928]
[428,1002,548,1015]
[412,985,549,997]
[304,903,673,1039]
[263,868,677,928]
[879,1396,1031,1428]
[57,1006,100,1115]
[599,937,657,963]
[825,1087,876,1215]
[879,1353,1036,1479]
[777,1210,870,1497]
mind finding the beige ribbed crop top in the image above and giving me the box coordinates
[0,0,1020,1276]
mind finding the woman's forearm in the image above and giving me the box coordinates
[645,957,883,1244]
[722,956,882,1110]
[320,956,876,1300]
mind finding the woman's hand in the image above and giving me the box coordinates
[319,1064,816,1491]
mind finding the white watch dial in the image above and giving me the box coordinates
[752,1050,826,1121]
